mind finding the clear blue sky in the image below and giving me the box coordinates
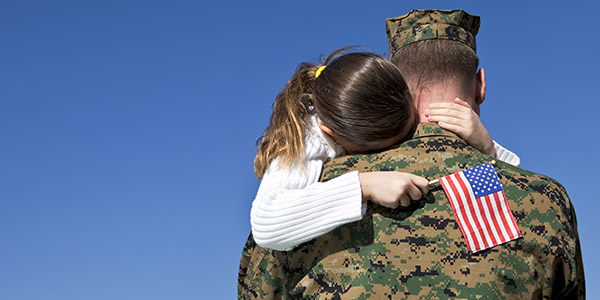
[1,0,598,299]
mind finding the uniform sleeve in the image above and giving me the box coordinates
[238,233,290,299]
[546,186,585,299]
[251,159,365,251]
[493,140,521,167]
[560,198,585,299]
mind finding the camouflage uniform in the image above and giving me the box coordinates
[239,124,584,299]
[239,9,584,299]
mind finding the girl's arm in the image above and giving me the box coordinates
[251,114,367,251]
[424,98,521,166]
[251,162,429,251]
[251,158,364,251]
[251,116,429,251]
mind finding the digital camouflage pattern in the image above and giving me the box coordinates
[238,123,585,299]
[386,9,480,57]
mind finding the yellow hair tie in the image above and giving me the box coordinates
[315,65,326,78]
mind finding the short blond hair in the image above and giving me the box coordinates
[391,39,479,95]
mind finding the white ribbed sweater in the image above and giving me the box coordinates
[251,115,520,251]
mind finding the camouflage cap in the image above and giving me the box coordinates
[386,9,480,57]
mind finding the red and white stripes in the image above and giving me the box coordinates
[440,171,521,253]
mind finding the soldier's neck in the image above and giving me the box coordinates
[414,83,475,123]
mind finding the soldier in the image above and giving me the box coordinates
[239,9,585,299]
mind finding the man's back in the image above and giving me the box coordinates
[238,123,584,299]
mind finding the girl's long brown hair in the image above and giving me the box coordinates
[254,47,413,178]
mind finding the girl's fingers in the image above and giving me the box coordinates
[406,183,423,201]
[437,121,463,134]
[428,102,470,110]
[412,176,430,195]
[452,98,471,108]
[398,194,411,207]
[426,106,469,118]
[426,115,463,126]
[426,108,456,117]
[419,184,429,196]
[406,175,430,200]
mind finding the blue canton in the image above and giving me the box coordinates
[463,162,503,198]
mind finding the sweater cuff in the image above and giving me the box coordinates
[493,140,521,167]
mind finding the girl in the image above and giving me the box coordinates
[251,48,518,251]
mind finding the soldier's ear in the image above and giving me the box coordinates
[475,68,486,105]
[319,124,335,138]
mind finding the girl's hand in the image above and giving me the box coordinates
[359,172,429,208]
[425,98,495,157]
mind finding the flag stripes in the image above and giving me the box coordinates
[439,163,521,252]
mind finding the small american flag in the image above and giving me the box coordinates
[439,162,521,252]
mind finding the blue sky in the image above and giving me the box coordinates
[1,0,598,299]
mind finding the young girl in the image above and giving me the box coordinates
[251,49,518,251]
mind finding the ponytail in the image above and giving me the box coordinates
[254,63,321,178]
[253,47,412,179]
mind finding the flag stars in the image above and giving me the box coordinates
[463,163,504,198]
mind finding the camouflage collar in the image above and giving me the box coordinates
[409,122,461,140]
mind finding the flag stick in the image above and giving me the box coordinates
[428,160,497,186]
[428,178,440,186]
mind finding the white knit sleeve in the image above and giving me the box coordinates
[251,167,364,251]
[250,116,365,251]
[493,140,521,167]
